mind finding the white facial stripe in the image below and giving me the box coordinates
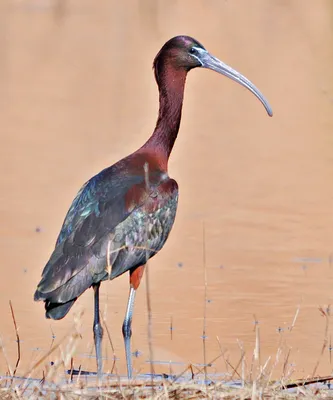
[191,46,205,66]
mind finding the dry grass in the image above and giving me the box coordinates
[1,222,333,398]
[1,295,333,399]
[1,280,333,399]
[1,377,333,399]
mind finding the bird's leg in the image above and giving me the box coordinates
[122,287,136,379]
[122,264,145,379]
[92,282,103,378]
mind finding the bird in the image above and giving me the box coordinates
[34,35,273,379]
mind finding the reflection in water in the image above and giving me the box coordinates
[1,0,333,380]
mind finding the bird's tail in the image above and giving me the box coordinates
[34,265,94,320]
[34,287,77,320]
[45,298,77,320]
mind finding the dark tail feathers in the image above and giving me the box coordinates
[45,298,77,320]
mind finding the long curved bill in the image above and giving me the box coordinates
[195,48,273,117]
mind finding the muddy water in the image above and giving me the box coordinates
[1,0,333,380]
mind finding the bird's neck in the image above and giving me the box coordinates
[142,65,187,167]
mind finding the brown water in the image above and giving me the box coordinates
[1,0,333,380]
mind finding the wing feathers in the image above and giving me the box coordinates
[35,157,179,319]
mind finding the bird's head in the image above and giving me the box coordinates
[153,35,273,117]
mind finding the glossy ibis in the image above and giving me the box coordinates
[34,35,272,379]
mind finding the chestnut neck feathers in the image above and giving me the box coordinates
[142,49,188,165]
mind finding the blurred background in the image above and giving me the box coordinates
[1,0,333,379]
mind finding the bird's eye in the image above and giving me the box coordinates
[190,47,197,54]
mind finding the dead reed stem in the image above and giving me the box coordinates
[144,162,155,389]
[202,222,208,385]
[228,353,244,382]
[194,353,223,377]
[101,313,118,375]
[250,315,261,399]
[251,379,257,400]
[268,304,300,384]
[106,237,112,278]
[280,374,333,390]
[290,304,301,332]
[282,348,291,379]
[253,315,260,365]
[236,339,245,387]
[49,326,56,351]
[0,335,13,377]
[171,364,192,383]
[216,336,230,374]
[312,306,330,377]
[9,301,20,378]
[217,335,243,382]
